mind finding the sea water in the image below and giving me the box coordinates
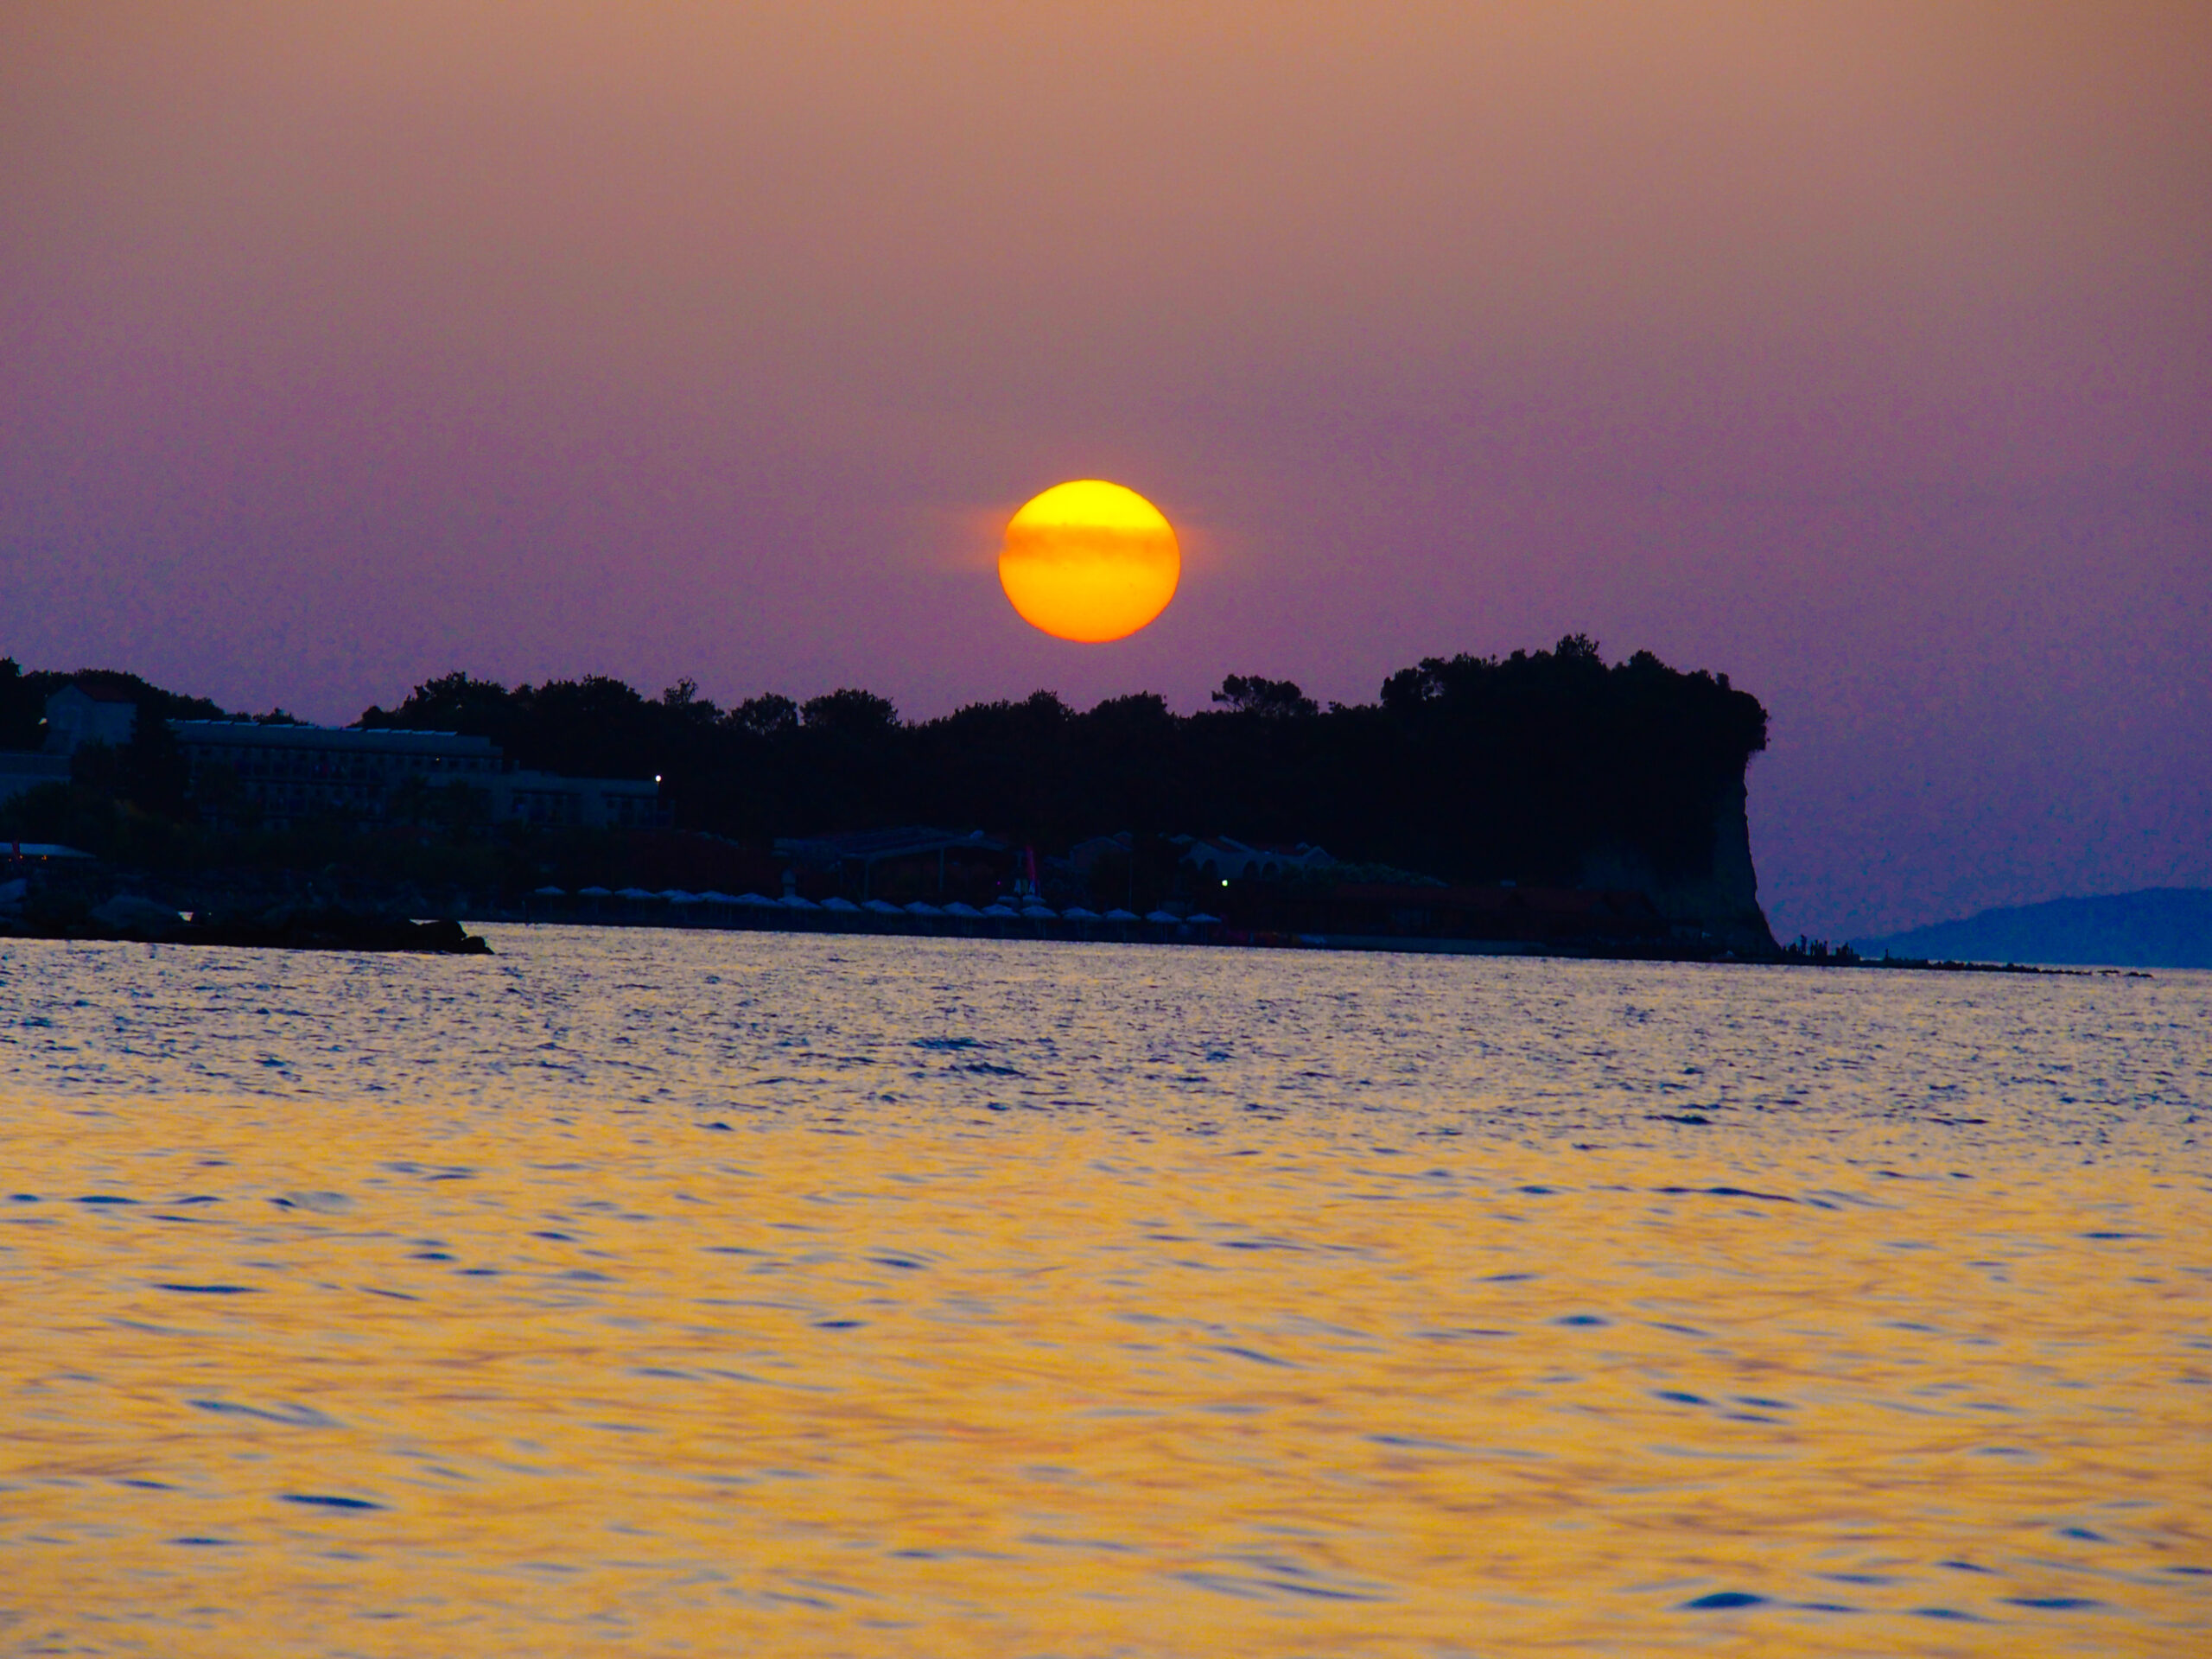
[0,926,2205,1656]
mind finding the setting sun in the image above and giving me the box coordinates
[998,480,1179,643]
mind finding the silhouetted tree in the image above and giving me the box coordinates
[733,694,798,736]
[0,658,41,749]
[1212,675,1319,718]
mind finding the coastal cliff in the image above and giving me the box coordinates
[1579,776,1777,957]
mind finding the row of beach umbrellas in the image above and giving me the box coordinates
[531,885,1219,925]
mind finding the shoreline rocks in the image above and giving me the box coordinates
[2,899,491,954]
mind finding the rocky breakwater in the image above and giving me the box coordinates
[0,882,491,954]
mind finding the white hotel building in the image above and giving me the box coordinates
[164,718,665,832]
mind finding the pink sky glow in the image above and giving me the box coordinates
[3,3,2206,937]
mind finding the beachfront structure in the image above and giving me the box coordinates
[41,683,138,753]
[1171,834,1335,883]
[499,768,664,830]
[1,683,137,806]
[773,825,1009,902]
[168,720,663,832]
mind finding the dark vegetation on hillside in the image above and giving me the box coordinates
[3,639,1766,897]
[354,635,1766,884]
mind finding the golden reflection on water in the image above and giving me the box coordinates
[0,934,2207,1654]
[2,1096,2204,1655]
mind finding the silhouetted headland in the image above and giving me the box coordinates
[2,639,1792,959]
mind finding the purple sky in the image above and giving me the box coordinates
[4,4,2206,938]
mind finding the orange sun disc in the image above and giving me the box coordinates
[998,480,1180,643]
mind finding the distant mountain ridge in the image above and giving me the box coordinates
[1859,888,2212,969]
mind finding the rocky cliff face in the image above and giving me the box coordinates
[1579,775,1777,957]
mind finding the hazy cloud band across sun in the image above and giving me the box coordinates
[998,480,1180,643]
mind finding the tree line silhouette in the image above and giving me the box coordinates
[348,635,1766,886]
[3,639,1764,894]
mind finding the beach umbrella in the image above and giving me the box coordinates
[905,901,944,917]
[532,886,566,897]
[779,893,820,910]
[942,901,982,918]
[1061,906,1100,920]
[1020,904,1057,919]
[1145,909,1181,925]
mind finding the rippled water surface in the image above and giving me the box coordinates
[2,926,2207,1656]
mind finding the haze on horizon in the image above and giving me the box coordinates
[3,3,2206,940]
